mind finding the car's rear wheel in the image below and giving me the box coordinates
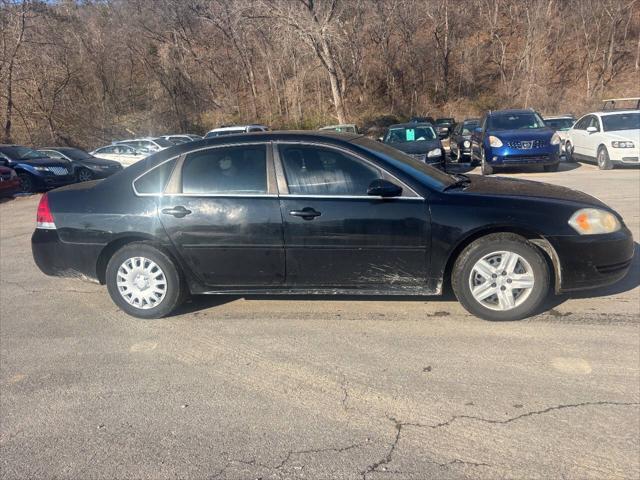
[77,168,93,182]
[17,172,35,193]
[106,242,185,319]
[452,233,550,321]
[481,149,493,175]
[597,146,613,170]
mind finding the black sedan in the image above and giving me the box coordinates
[38,147,122,182]
[382,123,444,166]
[32,132,634,321]
[449,118,480,163]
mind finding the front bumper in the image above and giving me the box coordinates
[609,147,640,165]
[32,228,102,281]
[487,145,560,166]
[548,228,635,292]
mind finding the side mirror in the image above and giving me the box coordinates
[367,179,402,198]
[586,126,598,133]
[377,136,384,142]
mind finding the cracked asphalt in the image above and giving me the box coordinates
[1,162,639,479]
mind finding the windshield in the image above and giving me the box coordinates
[61,148,93,160]
[602,113,640,132]
[0,146,45,160]
[436,118,454,125]
[461,122,479,135]
[153,137,174,147]
[385,126,436,143]
[353,137,454,189]
[544,118,574,131]
[488,113,545,130]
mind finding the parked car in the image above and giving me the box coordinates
[0,165,20,197]
[564,110,639,169]
[205,125,269,138]
[435,117,456,137]
[160,134,203,145]
[90,144,147,167]
[382,122,444,166]
[115,137,173,153]
[449,118,480,162]
[543,115,576,156]
[31,132,633,321]
[470,109,561,175]
[0,145,75,193]
[319,124,358,134]
[410,116,436,125]
[38,147,122,182]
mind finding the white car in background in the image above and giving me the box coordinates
[159,134,203,145]
[204,125,269,138]
[115,137,173,153]
[543,115,575,155]
[565,110,639,169]
[90,144,146,167]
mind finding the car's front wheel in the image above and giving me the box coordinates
[480,149,493,175]
[597,146,613,170]
[452,233,550,321]
[17,172,35,193]
[106,242,186,319]
[564,141,575,162]
[77,168,93,182]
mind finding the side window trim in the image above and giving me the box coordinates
[273,141,421,199]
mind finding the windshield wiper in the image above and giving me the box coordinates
[443,173,471,191]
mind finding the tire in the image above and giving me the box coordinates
[597,146,613,170]
[17,172,35,193]
[106,242,186,319]
[77,167,93,182]
[564,141,575,163]
[481,149,493,175]
[451,233,550,321]
[543,163,559,172]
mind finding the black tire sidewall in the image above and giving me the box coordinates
[78,168,93,182]
[452,234,550,321]
[106,242,184,319]
[18,173,34,193]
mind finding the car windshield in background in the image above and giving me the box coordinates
[205,130,245,138]
[353,137,454,188]
[0,146,44,160]
[545,118,574,131]
[461,123,479,135]
[386,126,436,143]
[602,113,640,132]
[488,113,545,130]
[153,137,174,147]
[61,148,93,160]
[436,119,454,125]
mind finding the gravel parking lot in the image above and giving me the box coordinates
[1,162,639,479]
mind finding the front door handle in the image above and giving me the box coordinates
[161,206,192,218]
[289,207,321,220]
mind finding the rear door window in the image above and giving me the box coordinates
[181,145,267,195]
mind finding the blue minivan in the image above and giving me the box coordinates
[470,109,561,175]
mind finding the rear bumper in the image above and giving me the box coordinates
[32,228,102,281]
[548,228,635,292]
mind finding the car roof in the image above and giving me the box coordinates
[39,146,83,151]
[116,138,161,142]
[388,123,434,128]
[591,109,640,116]
[207,125,267,132]
[488,109,537,116]
[543,115,575,119]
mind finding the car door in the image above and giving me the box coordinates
[571,116,590,158]
[156,143,285,287]
[275,142,430,290]
[585,116,603,159]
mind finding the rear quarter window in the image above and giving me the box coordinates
[133,159,177,194]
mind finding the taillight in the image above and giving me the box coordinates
[36,193,56,229]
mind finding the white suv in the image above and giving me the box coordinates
[565,110,639,169]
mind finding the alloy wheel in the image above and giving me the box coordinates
[468,250,535,311]
[78,169,93,182]
[116,256,167,309]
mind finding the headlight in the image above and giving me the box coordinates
[463,140,471,148]
[488,136,503,147]
[611,141,635,148]
[34,166,49,172]
[551,133,561,145]
[568,208,621,235]
[427,148,442,158]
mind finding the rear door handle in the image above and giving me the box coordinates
[289,207,321,220]
[161,206,192,218]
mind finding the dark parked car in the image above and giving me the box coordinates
[0,145,75,193]
[0,165,20,197]
[435,117,456,137]
[32,132,633,322]
[470,109,561,175]
[410,116,436,125]
[449,119,480,162]
[38,147,123,182]
[382,123,444,166]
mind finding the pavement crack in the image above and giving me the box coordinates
[274,441,367,470]
[427,401,640,429]
[360,416,402,480]
[340,374,350,412]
